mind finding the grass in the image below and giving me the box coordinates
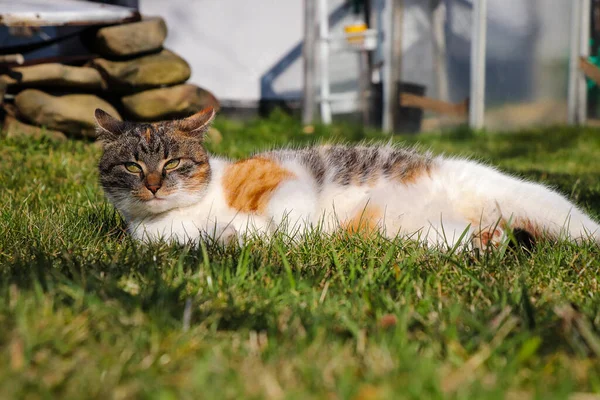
[2,111,600,399]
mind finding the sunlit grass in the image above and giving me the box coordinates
[1,113,600,399]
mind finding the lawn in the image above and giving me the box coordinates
[2,112,600,399]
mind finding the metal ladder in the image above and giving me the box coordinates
[316,0,378,124]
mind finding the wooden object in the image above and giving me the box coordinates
[579,56,600,86]
[400,93,469,118]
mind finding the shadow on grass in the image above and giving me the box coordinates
[82,203,128,241]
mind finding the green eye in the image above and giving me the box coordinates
[124,162,142,173]
[164,159,180,170]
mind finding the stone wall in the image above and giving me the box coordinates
[1,17,220,142]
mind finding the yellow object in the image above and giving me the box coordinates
[344,23,368,44]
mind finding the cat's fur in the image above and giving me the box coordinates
[95,107,600,249]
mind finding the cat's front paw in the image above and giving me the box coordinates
[472,226,505,251]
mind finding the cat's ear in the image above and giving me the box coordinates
[177,107,216,138]
[94,108,125,141]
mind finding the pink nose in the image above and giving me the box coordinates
[146,184,161,194]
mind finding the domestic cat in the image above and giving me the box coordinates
[95,107,600,249]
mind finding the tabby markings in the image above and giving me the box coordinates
[397,164,430,184]
[391,160,433,185]
[223,158,295,213]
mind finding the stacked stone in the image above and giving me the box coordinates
[1,18,220,143]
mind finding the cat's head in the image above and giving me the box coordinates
[95,107,216,219]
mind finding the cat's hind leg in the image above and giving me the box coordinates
[441,159,600,244]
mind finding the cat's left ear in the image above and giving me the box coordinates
[94,108,125,142]
[177,107,216,138]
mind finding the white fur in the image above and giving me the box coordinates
[123,154,600,247]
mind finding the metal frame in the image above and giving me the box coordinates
[381,0,403,133]
[469,0,487,130]
[568,0,591,125]
[302,0,381,125]
[306,0,592,131]
[568,0,582,124]
[302,0,317,124]
[318,0,333,124]
[579,0,591,124]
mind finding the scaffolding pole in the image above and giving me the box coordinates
[469,0,487,130]
[568,0,581,124]
[302,0,317,124]
[318,0,332,124]
[382,0,403,133]
[431,0,448,102]
[578,0,591,124]
[567,0,591,125]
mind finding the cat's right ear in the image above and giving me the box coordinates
[94,108,124,142]
[177,107,216,138]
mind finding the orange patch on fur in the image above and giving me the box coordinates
[367,172,380,187]
[144,127,151,142]
[342,205,382,235]
[187,164,211,191]
[223,157,295,213]
[350,169,380,187]
[396,163,431,184]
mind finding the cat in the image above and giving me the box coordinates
[95,107,600,249]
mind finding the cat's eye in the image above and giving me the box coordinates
[164,159,180,170]
[124,162,142,173]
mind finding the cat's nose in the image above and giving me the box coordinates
[146,184,161,195]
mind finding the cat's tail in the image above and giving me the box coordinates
[440,158,600,245]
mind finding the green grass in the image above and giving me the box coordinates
[2,112,600,399]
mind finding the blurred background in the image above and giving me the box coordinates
[145,0,572,131]
[0,0,597,137]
